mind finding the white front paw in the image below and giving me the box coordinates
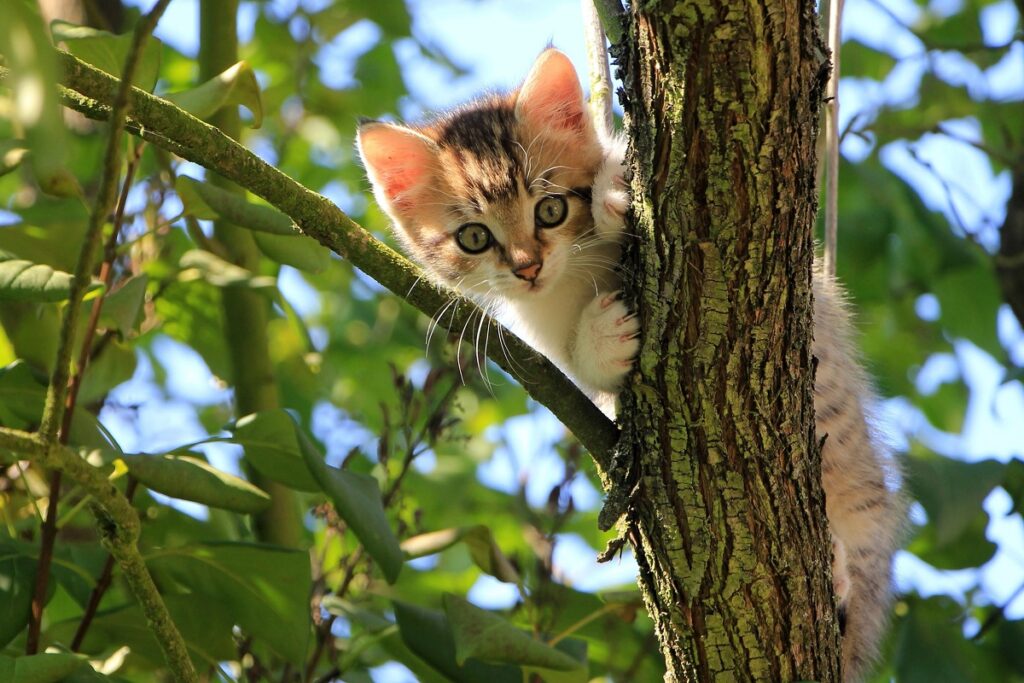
[591,141,628,241]
[572,292,640,393]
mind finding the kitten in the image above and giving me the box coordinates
[357,48,901,682]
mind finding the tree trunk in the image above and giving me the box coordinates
[615,1,841,680]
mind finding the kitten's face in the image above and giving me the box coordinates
[357,49,603,301]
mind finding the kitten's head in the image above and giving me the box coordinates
[357,49,604,300]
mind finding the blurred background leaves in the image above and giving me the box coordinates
[0,0,1021,681]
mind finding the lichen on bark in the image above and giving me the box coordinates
[615,0,841,680]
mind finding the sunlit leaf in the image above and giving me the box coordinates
[0,250,96,303]
[0,2,69,188]
[98,274,148,334]
[121,453,271,514]
[0,652,90,683]
[253,232,330,273]
[402,526,520,584]
[175,176,296,234]
[148,542,311,663]
[443,594,587,681]
[231,410,319,492]
[51,20,163,91]
[178,250,276,289]
[165,60,264,128]
[0,141,29,177]
[48,594,236,670]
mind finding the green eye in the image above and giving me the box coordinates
[535,195,568,228]
[455,223,492,254]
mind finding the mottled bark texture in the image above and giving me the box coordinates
[615,1,841,680]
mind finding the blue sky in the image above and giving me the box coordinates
[110,0,1024,678]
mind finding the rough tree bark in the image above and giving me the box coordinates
[613,1,842,680]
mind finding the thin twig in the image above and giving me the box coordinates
[24,2,164,653]
[19,2,196,680]
[582,0,614,140]
[973,578,1024,641]
[823,0,844,279]
[70,476,139,651]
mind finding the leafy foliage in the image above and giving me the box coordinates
[0,0,1020,681]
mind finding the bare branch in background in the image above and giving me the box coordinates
[823,0,844,278]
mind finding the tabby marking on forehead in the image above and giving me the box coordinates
[435,103,524,205]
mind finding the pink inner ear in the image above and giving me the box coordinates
[516,50,587,133]
[359,125,436,209]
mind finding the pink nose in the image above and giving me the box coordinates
[514,262,542,282]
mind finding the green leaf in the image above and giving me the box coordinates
[0,652,89,683]
[392,601,520,683]
[165,61,264,128]
[1002,459,1024,517]
[906,453,1004,545]
[0,250,95,303]
[443,594,586,678]
[48,594,236,670]
[231,410,320,492]
[932,265,1002,356]
[908,507,997,569]
[842,39,897,81]
[51,20,162,92]
[891,595,1000,683]
[402,526,520,584]
[253,231,331,273]
[148,542,311,663]
[0,548,36,648]
[916,376,968,433]
[349,0,412,37]
[178,250,276,289]
[175,176,296,234]
[0,140,29,177]
[906,453,1004,569]
[121,453,271,514]
[0,2,68,185]
[76,340,137,405]
[294,418,404,583]
[0,361,115,452]
[98,275,148,334]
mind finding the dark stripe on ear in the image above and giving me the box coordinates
[571,186,592,204]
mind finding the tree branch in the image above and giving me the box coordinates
[42,51,619,469]
[823,0,844,278]
[0,428,196,679]
[582,0,614,138]
[7,0,198,678]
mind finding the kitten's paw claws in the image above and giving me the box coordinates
[573,294,640,393]
[600,291,622,309]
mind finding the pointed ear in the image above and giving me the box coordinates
[515,49,590,135]
[357,122,439,214]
